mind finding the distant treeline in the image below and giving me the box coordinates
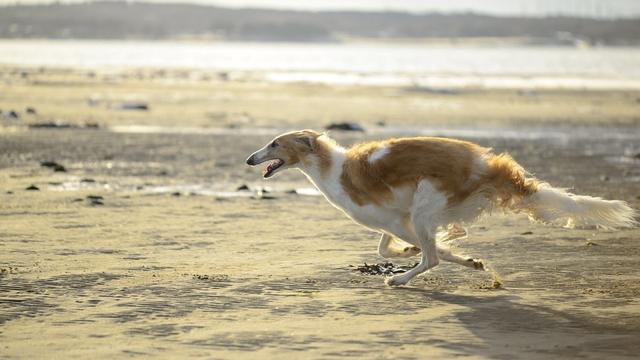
[1,2,639,45]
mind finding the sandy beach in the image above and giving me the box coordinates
[1,66,640,359]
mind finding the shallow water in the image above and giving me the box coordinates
[2,40,640,89]
[110,124,640,141]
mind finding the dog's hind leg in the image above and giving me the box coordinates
[437,245,485,270]
[385,181,444,286]
[377,233,421,259]
[379,235,484,269]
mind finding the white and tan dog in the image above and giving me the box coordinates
[246,130,636,286]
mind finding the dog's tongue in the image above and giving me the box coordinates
[263,160,277,176]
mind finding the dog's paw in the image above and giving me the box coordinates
[466,258,485,271]
[385,275,409,287]
[402,246,421,256]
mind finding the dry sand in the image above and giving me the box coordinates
[1,67,640,359]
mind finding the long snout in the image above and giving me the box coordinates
[246,145,269,166]
[246,154,257,166]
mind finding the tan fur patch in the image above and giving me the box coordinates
[485,153,539,206]
[340,137,489,206]
[339,137,540,209]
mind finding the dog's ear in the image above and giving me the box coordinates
[295,135,314,150]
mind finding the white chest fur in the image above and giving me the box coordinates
[298,144,411,232]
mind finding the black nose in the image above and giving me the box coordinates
[246,155,255,166]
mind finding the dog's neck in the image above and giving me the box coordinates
[298,135,346,196]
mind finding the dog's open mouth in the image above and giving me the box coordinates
[263,159,284,178]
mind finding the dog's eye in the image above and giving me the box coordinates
[270,141,278,148]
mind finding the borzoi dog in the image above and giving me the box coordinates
[246,130,636,286]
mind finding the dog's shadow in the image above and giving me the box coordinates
[375,286,640,357]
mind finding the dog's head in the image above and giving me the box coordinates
[246,129,322,178]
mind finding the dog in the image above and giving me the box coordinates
[246,130,636,286]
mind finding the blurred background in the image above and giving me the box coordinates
[0,0,639,218]
[2,2,640,358]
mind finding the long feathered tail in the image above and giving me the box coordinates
[520,184,637,229]
[487,153,637,229]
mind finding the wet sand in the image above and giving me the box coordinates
[1,67,640,359]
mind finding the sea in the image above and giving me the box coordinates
[1,39,640,89]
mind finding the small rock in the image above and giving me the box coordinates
[72,198,84,202]
[7,110,19,119]
[586,241,599,246]
[25,107,36,115]
[28,122,74,129]
[40,160,59,168]
[86,195,104,201]
[117,102,149,111]
[80,178,96,183]
[325,122,365,132]
[520,231,533,235]
[6,191,13,194]
[236,184,250,191]
[171,192,181,197]
[40,161,66,172]
[89,199,104,206]
[253,194,277,200]
[25,185,39,191]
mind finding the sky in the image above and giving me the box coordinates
[1,0,640,18]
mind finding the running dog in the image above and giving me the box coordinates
[246,130,636,286]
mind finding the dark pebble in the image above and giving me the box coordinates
[89,199,104,206]
[254,194,277,200]
[118,102,149,111]
[325,122,365,132]
[171,192,181,197]
[72,198,84,202]
[7,110,19,119]
[80,178,96,183]
[26,107,36,114]
[236,184,250,191]
[40,161,66,172]
[86,195,104,201]
[40,160,59,168]
[6,191,13,194]
[25,185,39,191]
[29,122,75,129]
[520,231,534,235]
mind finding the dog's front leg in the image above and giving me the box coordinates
[385,225,437,286]
[385,183,443,286]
